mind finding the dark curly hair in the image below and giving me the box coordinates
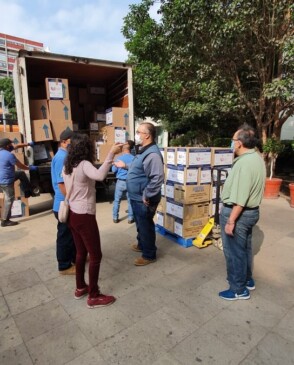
[64,133,95,174]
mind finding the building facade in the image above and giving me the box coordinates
[0,33,44,78]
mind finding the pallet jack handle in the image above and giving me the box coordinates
[212,168,228,225]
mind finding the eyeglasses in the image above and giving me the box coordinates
[231,138,239,141]
[136,130,149,135]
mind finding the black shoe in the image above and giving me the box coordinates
[113,219,119,223]
[128,219,135,224]
[24,190,38,198]
[1,220,19,227]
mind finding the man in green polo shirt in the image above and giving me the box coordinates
[219,124,266,301]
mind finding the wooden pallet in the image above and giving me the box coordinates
[155,225,194,248]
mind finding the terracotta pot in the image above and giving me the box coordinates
[289,183,294,208]
[263,178,282,199]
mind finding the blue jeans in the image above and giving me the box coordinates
[130,199,159,260]
[54,211,76,271]
[113,179,133,220]
[220,206,259,294]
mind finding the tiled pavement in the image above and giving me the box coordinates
[0,193,294,364]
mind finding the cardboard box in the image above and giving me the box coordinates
[165,181,175,200]
[212,166,231,183]
[48,100,72,121]
[177,147,211,167]
[12,152,25,165]
[166,198,210,220]
[0,193,4,219]
[211,183,223,200]
[159,147,166,163]
[105,126,128,144]
[105,107,129,129]
[166,165,199,185]
[11,197,29,217]
[88,86,106,95]
[156,211,164,227]
[31,119,53,142]
[198,166,212,184]
[174,184,211,204]
[209,199,223,217]
[50,120,73,142]
[45,78,69,100]
[165,147,177,165]
[94,112,106,122]
[174,216,209,238]
[96,144,111,162]
[90,122,99,131]
[14,180,22,198]
[29,100,49,119]
[211,148,233,167]
[164,213,175,233]
[0,131,23,145]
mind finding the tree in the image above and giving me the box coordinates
[123,0,294,144]
[0,77,17,120]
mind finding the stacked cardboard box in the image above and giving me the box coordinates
[156,147,233,239]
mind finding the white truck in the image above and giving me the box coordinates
[13,50,134,193]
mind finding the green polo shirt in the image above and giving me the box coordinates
[221,149,266,208]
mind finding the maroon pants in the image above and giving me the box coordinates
[68,210,102,298]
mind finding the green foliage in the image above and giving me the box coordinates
[262,138,285,178]
[0,77,16,120]
[123,0,294,142]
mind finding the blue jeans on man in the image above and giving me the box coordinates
[130,199,159,260]
[220,206,259,294]
[113,179,133,221]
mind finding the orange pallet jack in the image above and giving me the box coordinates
[193,168,228,249]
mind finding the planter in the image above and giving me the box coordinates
[263,178,282,199]
[289,183,294,207]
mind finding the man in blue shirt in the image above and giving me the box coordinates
[0,138,37,227]
[51,129,76,275]
[112,140,135,224]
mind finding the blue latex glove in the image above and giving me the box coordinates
[29,165,38,172]
[28,142,35,147]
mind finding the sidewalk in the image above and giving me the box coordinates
[0,194,294,364]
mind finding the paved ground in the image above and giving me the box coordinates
[0,191,294,365]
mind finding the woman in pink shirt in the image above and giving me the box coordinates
[63,133,122,308]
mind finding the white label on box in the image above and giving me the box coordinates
[212,167,231,182]
[186,168,198,184]
[106,109,113,125]
[166,200,183,219]
[11,199,22,217]
[114,128,126,143]
[189,150,211,166]
[156,212,164,226]
[33,144,48,160]
[174,221,183,236]
[200,168,211,184]
[166,166,180,183]
[165,182,174,199]
[96,113,106,122]
[214,150,233,166]
[48,80,63,99]
[166,149,176,165]
[177,149,187,166]
[90,123,99,131]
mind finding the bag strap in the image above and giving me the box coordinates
[65,168,76,201]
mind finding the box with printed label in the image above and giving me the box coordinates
[30,100,49,120]
[209,199,223,217]
[94,112,106,122]
[90,122,99,131]
[156,211,164,227]
[166,147,177,165]
[174,184,211,204]
[159,148,166,163]
[31,120,53,142]
[165,181,175,200]
[174,216,209,238]
[48,100,72,121]
[45,78,69,100]
[211,148,233,167]
[0,132,23,145]
[166,165,199,185]
[105,107,129,129]
[105,126,128,144]
[50,121,73,142]
[212,166,231,183]
[10,197,29,217]
[177,147,211,167]
[211,183,223,200]
[96,144,111,162]
[198,166,212,184]
[164,213,175,233]
[166,198,210,221]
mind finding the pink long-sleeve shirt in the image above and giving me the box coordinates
[62,152,114,215]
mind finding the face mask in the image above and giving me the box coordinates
[135,133,143,145]
[66,143,71,149]
[8,145,14,152]
[230,140,235,152]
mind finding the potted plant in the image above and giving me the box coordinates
[262,138,284,199]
